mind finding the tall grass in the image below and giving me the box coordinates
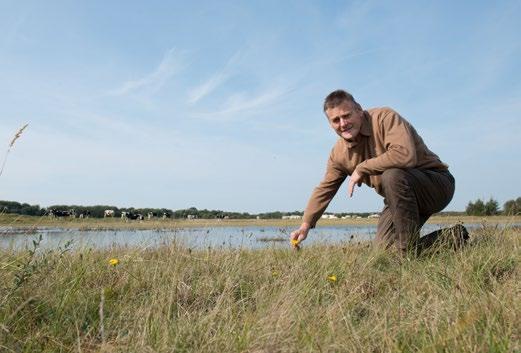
[1,226,519,352]
[0,124,28,178]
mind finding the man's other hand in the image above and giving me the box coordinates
[348,170,362,197]
[290,223,310,244]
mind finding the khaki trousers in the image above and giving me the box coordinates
[375,168,455,253]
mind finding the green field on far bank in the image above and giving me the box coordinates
[2,214,521,231]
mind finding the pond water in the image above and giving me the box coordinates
[1,222,516,251]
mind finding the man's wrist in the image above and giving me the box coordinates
[300,222,311,231]
[354,164,367,176]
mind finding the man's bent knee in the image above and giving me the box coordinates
[381,168,410,196]
[381,168,408,184]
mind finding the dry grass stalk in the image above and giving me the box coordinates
[9,124,28,148]
[0,123,28,177]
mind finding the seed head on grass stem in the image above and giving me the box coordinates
[9,124,28,148]
[0,123,29,177]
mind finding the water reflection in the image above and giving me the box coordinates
[0,223,517,251]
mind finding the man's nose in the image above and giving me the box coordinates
[340,117,350,126]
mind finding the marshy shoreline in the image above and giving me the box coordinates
[1,226,519,352]
[2,214,520,232]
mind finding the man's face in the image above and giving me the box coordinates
[325,101,363,141]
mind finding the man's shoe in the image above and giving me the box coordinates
[448,224,469,249]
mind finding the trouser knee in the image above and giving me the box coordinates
[381,168,410,198]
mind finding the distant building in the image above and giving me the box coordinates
[282,215,302,220]
[321,214,338,219]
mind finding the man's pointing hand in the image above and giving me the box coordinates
[348,170,362,197]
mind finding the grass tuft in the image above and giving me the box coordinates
[1,228,520,352]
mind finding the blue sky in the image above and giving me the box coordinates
[0,0,520,213]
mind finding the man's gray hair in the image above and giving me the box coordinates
[323,89,362,112]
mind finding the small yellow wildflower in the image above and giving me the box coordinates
[272,271,280,276]
[290,239,301,250]
[327,275,337,282]
[109,258,119,266]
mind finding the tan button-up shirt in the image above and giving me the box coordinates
[302,107,448,227]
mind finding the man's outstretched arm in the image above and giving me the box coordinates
[290,149,347,244]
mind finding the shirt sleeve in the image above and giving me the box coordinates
[355,109,417,175]
[302,149,347,228]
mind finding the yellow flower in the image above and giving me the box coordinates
[327,275,337,282]
[272,271,280,276]
[109,258,119,266]
[290,239,301,251]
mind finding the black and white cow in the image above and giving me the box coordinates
[162,212,171,219]
[48,209,76,218]
[121,211,144,221]
[104,210,115,218]
[78,210,91,219]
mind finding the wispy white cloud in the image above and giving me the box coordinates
[187,49,245,104]
[195,84,295,122]
[187,71,229,105]
[108,47,183,96]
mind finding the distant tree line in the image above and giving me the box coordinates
[45,205,174,219]
[0,200,46,216]
[170,207,253,219]
[465,197,521,216]
[2,198,520,219]
[0,200,386,220]
[465,198,499,216]
[0,201,285,219]
[501,197,521,215]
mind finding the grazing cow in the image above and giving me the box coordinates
[132,213,144,221]
[121,211,143,221]
[162,212,171,219]
[48,209,75,218]
[48,208,61,218]
[78,210,91,219]
[104,210,115,218]
[147,212,155,220]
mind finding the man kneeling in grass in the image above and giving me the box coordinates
[290,90,468,255]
